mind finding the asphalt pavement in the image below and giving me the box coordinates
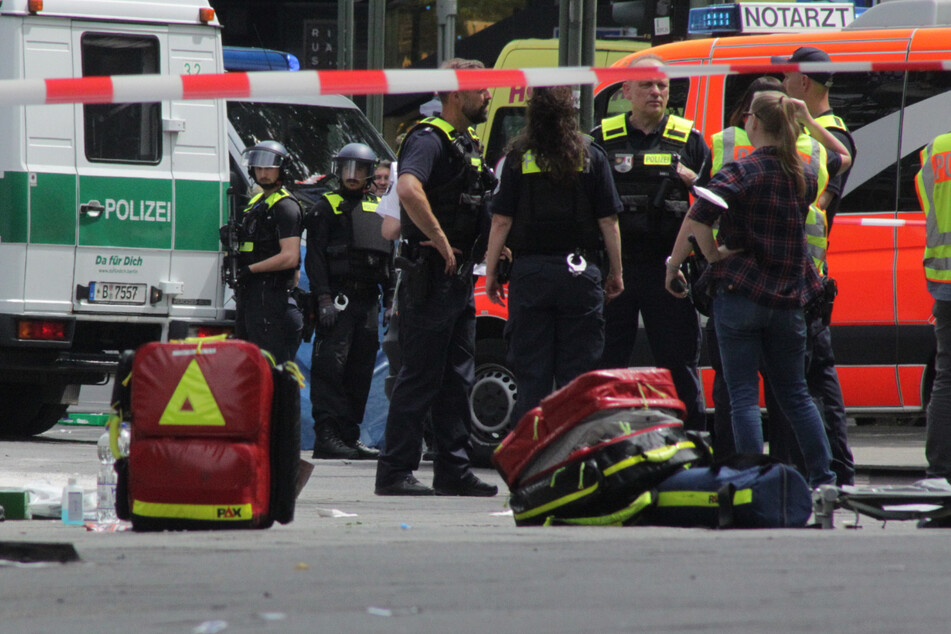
[2,422,949,634]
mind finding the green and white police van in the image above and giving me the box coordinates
[0,0,393,435]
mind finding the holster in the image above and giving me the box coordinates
[395,249,432,307]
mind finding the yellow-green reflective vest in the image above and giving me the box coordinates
[916,132,951,283]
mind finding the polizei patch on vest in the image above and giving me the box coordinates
[643,153,673,166]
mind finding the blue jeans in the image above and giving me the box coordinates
[714,292,835,486]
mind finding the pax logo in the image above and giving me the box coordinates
[217,507,244,519]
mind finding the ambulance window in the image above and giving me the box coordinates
[829,71,904,213]
[81,34,161,164]
[897,71,951,212]
[484,107,525,169]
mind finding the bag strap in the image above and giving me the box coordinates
[716,483,737,529]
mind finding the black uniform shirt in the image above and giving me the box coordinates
[590,114,710,261]
[491,142,622,220]
[303,189,365,297]
[589,114,711,189]
[398,125,469,188]
[241,192,302,274]
[816,109,856,230]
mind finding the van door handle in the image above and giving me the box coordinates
[80,200,104,218]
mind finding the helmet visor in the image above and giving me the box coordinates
[338,160,371,182]
[244,148,285,168]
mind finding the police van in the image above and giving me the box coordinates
[591,0,951,417]
[0,0,392,435]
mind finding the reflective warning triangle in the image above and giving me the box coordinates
[159,358,226,426]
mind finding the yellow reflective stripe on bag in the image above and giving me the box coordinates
[514,482,600,522]
[601,441,697,477]
[656,488,754,508]
[544,491,654,527]
[132,500,253,521]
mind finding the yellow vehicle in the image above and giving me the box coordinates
[475,38,649,170]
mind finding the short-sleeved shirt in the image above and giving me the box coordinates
[375,160,400,220]
[398,127,462,189]
[271,197,304,242]
[689,146,841,309]
[490,142,622,221]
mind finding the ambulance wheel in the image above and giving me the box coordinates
[0,385,68,437]
[469,338,517,467]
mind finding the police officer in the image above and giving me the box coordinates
[775,46,857,485]
[374,58,498,497]
[230,140,303,364]
[305,143,394,460]
[916,132,951,505]
[484,85,624,423]
[592,54,710,432]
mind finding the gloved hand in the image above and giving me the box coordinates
[318,294,336,329]
[382,303,395,328]
[236,265,252,283]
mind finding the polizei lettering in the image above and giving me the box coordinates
[103,199,171,222]
[740,3,853,33]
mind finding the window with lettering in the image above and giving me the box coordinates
[81,34,161,164]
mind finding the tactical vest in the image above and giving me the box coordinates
[322,191,392,285]
[916,133,951,283]
[398,116,488,250]
[238,188,299,270]
[710,127,830,275]
[600,113,693,242]
[507,148,601,255]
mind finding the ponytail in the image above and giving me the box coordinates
[750,91,806,198]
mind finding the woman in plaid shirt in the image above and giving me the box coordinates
[664,91,851,487]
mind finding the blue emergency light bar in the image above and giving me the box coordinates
[223,46,301,72]
[688,4,740,34]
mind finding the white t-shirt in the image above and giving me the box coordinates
[376,160,400,220]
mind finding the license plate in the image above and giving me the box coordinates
[88,282,147,305]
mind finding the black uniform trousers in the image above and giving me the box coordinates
[375,259,476,489]
[506,255,605,425]
[310,289,381,444]
[235,275,294,364]
[599,256,706,431]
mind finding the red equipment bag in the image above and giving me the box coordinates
[492,368,686,488]
[121,338,293,530]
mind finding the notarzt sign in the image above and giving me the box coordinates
[739,2,854,33]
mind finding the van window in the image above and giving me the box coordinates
[228,102,394,189]
[829,71,905,214]
[81,34,161,164]
[897,71,951,212]
[484,106,526,169]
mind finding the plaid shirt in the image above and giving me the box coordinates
[690,146,839,309]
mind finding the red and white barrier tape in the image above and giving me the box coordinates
[6,59,951,106]
[835,217,926,227]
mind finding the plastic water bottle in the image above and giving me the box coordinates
[96,427,118,522]
[61,477,84,525]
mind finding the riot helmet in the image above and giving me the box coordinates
[332,143,378,190]
[243,140,290,184]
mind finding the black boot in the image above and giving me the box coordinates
[313,426,359,460]
[352,440,380,460]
